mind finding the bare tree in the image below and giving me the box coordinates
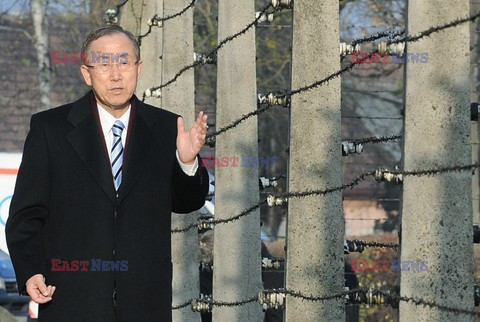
[31,0,51,111]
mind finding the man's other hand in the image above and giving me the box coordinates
[26,274,56,304]
[177,111,208,164]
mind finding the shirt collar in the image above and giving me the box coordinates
[97,102,131,137]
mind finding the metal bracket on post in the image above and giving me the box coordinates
[191,295,213,313]
[259,290,286,310]
[375,167,403,184]
[267,195,288,207]
[200,261,213,273]
[198,218,215,231]
[147,14,163,27]
[262,257,283,270]
[344,240,366,254]
[256,11,274,23]
[144,88,162,98]
[194,52,217,65]
[340,43,361,57]
[205,136,215,148]
[347,288,398,308]
[259,177,279,190]
[103,9,118,25]
[271,0,293,9]
[378,42,405,55]
[342,141,364,156]
[258,92,291,108]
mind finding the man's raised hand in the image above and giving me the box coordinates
[177,111,208,164]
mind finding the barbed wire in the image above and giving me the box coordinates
[171,171,375,234]
[208,11,480,138]
[350,239,399,250]
[376,289,478,316]
[345,217,389,220]
[171,199,268,233]
[172,294,259,311]
[207,104,272,139]
[342,115,403,120]
[286,9,479,98]
[116,0,129,13]
[172,287,479,316]
[172,299,193,310]
[207,295,259,307]
[280,171,376,199]
[142,4,275,101]
[354,134,402,145]
[163,8,480,320]
[280,287,358,302]
[172,162,480,234]
[387,11,480,46]
[351,29,405,46]
[394,163,479,177]
[137,0,197,46]
[340,28,404,62]
[171,289,358,311]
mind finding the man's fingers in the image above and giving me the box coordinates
[35,296,52,304]
[191,111,207,130]
[33,294,52,304]
[177,117,185,134]
[28,287,52,304]
[196,111,207,127]
[46,285,52,296]
[46,285,56,297]
[39,282,49,296]
[25,274,55,304]
[30,275,48,296]
[197,112,207,133]
[193,113,202,130]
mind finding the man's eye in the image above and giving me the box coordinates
[101,64,109,67]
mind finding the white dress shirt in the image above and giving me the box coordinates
[96,103,198,177]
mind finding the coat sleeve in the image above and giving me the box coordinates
[171,154,209,214]
[6,114,50,295]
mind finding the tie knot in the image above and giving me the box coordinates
[112,120,125,136]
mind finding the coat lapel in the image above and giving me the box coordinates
[66,92,117,204]
[117,96,162,203]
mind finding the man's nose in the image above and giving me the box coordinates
[110,64,122,80]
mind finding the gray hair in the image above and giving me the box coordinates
[81,25,140,64]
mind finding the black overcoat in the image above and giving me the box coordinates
[6,91,209,321]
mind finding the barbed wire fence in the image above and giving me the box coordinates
[111,0,480,320]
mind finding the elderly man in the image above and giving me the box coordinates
[6,25,209,321]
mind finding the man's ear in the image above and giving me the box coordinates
[136,60,143,81]
[80,65,92,86]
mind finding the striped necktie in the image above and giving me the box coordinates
[111,120,125,191]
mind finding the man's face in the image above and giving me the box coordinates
[80,33,143,111]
